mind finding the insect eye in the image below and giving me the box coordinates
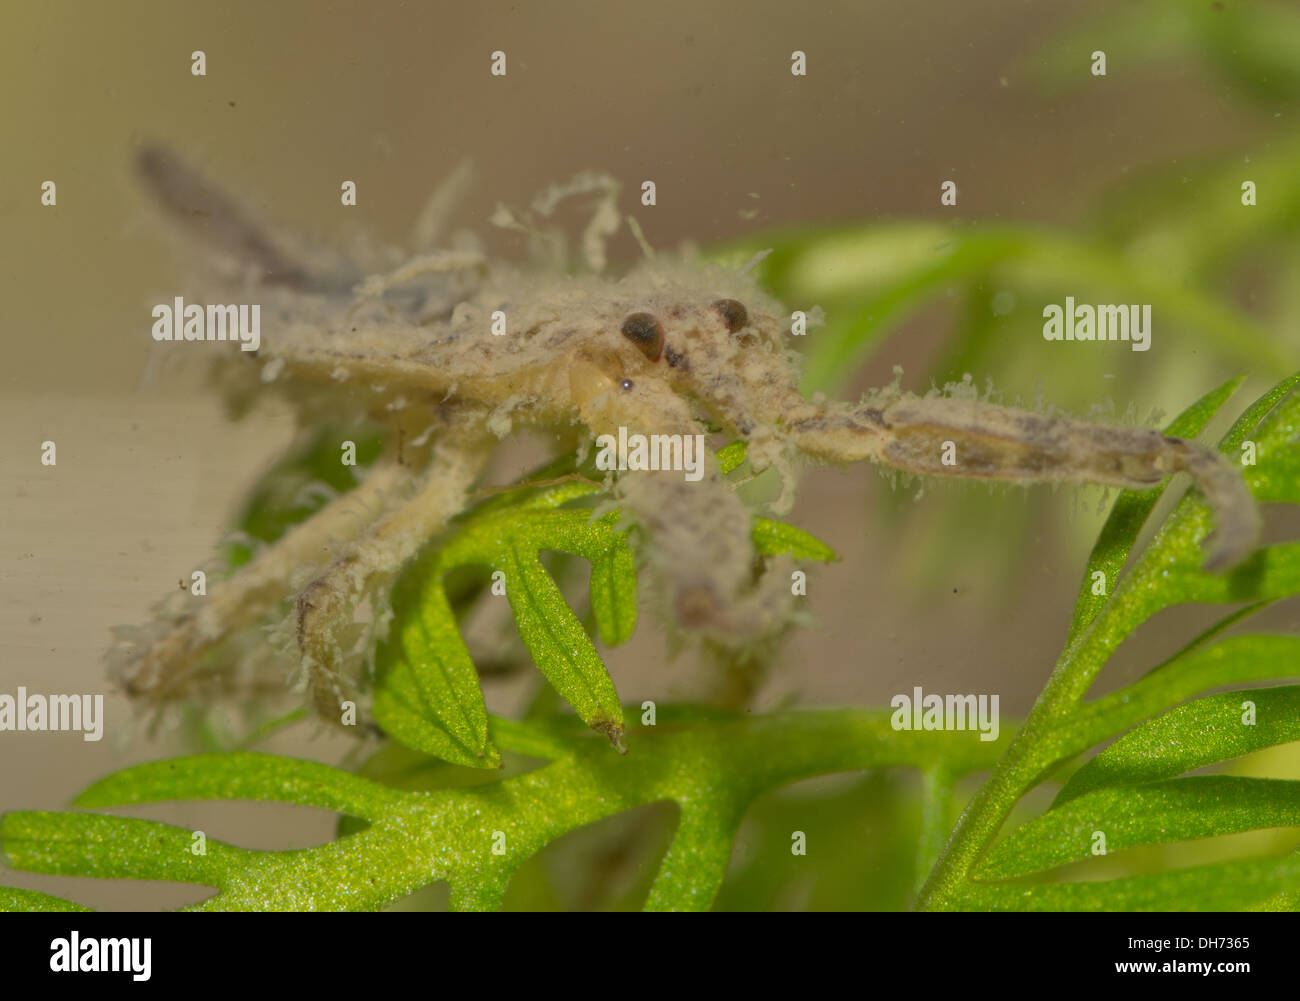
[620,379,635,391]
[620,312,664,361]
[712,298,748,333]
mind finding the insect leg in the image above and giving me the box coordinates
[135,145,353,292]
[295,428,493,722]
[109,458,419,704]
[346,250,489,322]
[790,394,1258,571]
[617,467,796,645]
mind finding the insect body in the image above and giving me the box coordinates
[113,148,1259,725]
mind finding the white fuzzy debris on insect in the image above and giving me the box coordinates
[740,248,773,276]
[260,356,285,382]
[113,148,1264,730]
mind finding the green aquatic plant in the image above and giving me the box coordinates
[2,368,1298,911]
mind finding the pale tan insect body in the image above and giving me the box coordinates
[113,150,1259,725]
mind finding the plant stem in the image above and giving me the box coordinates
[234,707,305,750]
[913,767,954,897]
[915,607,1119,908]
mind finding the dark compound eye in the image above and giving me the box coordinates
[712,298,748,333]
[620,379,635,391]
[619,312,664,361]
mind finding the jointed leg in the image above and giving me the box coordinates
[618,468,797,645]
[345,250,488,323]
[787,393,1258,571]
[295,428,494,721]
[110,458,420,703]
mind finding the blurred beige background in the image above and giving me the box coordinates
[1,0,1294,908]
